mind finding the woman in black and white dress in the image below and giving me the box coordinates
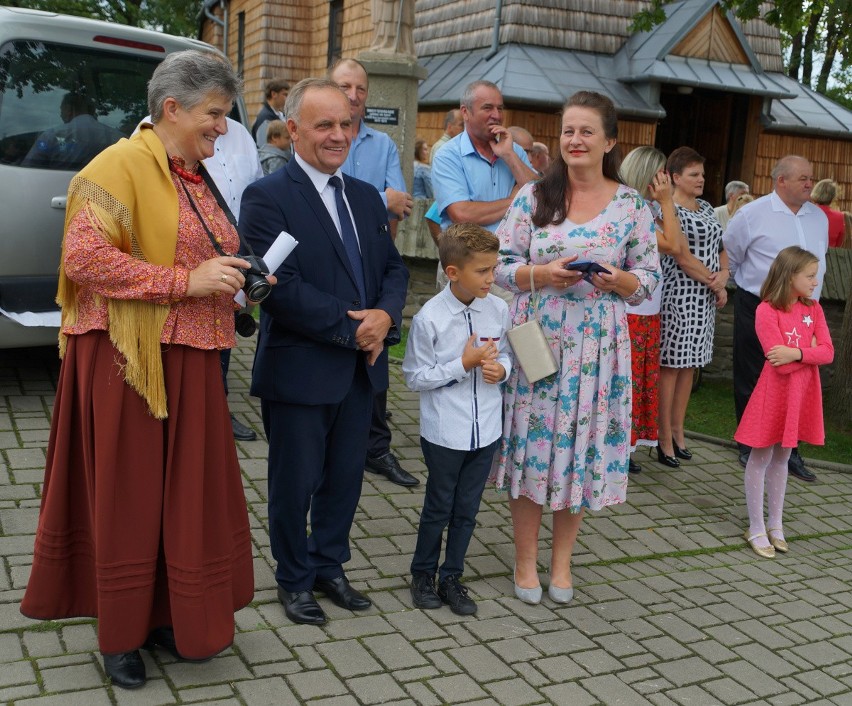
[657,146,729,467]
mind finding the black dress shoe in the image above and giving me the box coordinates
[102,650,146,689]
[738,450,750,468]
[655,446,680,468]
[628,459,642,474]
[277,586,327,625]
[231,414,257,441]
[143,626,212,663]
[672,439,693,460]
[313,575,372,611]
[788,449,817,482]
[365,452,419,487]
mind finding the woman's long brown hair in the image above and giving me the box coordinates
[532,91,623,228]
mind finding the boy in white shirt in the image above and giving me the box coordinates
[403,224,512,615]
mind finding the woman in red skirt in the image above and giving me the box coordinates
[21,50,271,689]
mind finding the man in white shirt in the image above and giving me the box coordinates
[723,155,828,481]
[714,180,749,231]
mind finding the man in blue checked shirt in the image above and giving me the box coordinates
[329,57,418,488]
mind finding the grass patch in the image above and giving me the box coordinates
[687,377,851,465]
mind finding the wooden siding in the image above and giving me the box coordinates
[754,132,852,212]
[671,5,751,64]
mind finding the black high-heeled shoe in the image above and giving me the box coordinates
[672,439,692,460]
[653,445,680,468]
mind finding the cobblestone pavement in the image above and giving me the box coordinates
[1,338,851,705]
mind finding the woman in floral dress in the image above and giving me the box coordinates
[492,91,659,605]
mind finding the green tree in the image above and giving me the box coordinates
[9,0,201,37]
[632,1,852,101]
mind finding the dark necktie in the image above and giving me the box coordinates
[329,175,366,304]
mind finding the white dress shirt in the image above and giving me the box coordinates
[723,191,828,299]
[293,152,361,249]
[136,116,262,222]
[403,285,512,451]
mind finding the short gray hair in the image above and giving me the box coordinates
[771,155,809,183]
[460,80,500,110]
[148,50,242,122]
[285,78,345,125]
[724,180,749,200]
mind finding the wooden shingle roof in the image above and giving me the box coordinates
[414,0,784,73]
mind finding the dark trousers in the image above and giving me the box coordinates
[732,287,764,453]
[367,389,392,457]
[410,437,499,582]
[262,363,372,592]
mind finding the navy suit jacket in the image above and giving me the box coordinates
[239,157,409,405]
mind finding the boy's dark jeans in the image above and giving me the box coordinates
[410,437,499,583]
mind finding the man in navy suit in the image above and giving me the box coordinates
[239,78,409,626]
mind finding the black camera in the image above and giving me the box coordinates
[241,254,271,303]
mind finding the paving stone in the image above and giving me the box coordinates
[539,681,599,706]
[719,660,790,698]
[418,673,489,705]
[641,636,693,661]
[734,643,798,678]
[580,674,653,705]
[13,688,113,705]
[178,684,237,702]
[162,655,252,688]
[346,673,408,704]
[287,668,348,700]
[531,655,590,682]
[317,639,383,677]
[233,629,291,664]
[40,662,103,692]
[482,677,545,706]
[0,632,25,661]
[364,633,430,670]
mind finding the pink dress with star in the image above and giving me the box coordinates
[735,300,834,448]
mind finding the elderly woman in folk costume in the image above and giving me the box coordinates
[21,50,273,690]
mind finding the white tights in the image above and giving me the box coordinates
[744,444,791,549]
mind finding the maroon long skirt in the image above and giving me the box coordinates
[20,331,253,658]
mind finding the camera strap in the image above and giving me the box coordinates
[176,164,260,261]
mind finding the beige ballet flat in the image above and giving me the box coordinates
[767,528,789,553]
[744,530,775,559]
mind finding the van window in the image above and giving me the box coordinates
[0,40,161,170]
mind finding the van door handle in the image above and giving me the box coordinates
[51,196,67,209]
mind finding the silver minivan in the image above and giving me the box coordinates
[0,6,243,348]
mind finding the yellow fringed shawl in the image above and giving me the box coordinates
[57,127,179,419]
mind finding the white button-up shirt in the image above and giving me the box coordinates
[723,191,828,299]
[403,285,511,451]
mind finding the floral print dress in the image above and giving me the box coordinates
[491,183,659,512]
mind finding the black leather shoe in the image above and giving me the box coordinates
[313,575,372,611]
[102,650,146,689]
[277,586,327,625]
[385,410,393,419]
[788,449,817,482]
[628,459,642,474]
[231,414,257,441]
[410,572,442,609]
[672,439,693,460]
[365,452,419,487]
[655,446,680,468]
[738,450,750,468]
[143,626,212,663]
[437,575,477,616]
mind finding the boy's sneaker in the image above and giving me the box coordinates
[437,575,477,616]
[410,573,442,609]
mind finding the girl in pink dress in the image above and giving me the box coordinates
[736,246,834,558]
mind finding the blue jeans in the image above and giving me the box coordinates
[410,437,499,582]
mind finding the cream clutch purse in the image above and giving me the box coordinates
[506,266,558,383]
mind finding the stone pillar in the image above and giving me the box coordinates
[355,52,427,194]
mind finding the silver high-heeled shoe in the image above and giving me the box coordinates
[548,583,574,604]
[513,566,542,605]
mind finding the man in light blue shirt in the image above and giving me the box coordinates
[431,80,537,233]
[331,58,412,238]
[330,57,418,488]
